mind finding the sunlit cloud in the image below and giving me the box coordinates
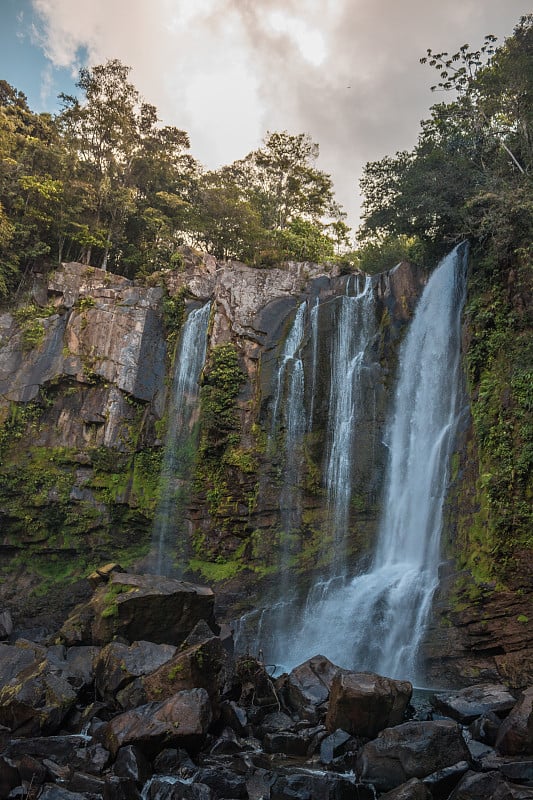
[28,0,531,228]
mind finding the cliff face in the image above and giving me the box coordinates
[0,251,530,688]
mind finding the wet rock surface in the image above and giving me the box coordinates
[0,576,531,798]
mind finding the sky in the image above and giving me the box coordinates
[1,0,531,232]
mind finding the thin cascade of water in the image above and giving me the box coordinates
[274,244,467,681]
[324,274,375,562]
[307,296,320,430]
[151,302,211,576]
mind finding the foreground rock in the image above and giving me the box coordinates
[325,670,412,738]
[102,688,213,757]
[357,719,471,792]
[432,683,516,723]
[496,687,533,755]
[59,572,216,646]
[283,655,338,722]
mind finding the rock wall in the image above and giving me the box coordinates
[0,249,530,689]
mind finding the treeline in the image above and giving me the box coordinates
[0,61,350,297]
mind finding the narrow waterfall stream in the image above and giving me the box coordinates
[151,302,211,576]
[324,274,376,564]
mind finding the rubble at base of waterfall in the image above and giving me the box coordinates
[0,570,532,800]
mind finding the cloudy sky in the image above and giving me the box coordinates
[1,0,530,231]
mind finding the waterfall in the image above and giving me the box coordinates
[307,296,320,430]
[262,245,467,682]
[151,302,210,576]
[324,274,376,562]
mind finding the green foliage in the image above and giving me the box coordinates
[162,288,186,348]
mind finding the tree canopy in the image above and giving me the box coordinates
[0,62,347,296]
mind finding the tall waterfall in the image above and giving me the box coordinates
[151,302,210,576]
[261,245,467,681]
[324,275,376,561]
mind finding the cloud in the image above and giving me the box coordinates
[31,0,531,230]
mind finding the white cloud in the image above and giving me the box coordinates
[31,0,532,229]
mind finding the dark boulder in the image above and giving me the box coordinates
[59,573,216,647]
[496,687,533,756]
[447,769,532,799]
[379,778,432,800]
[114,744,152,787]
[325,670,412,737]
[468,710,502,745]
[270,770,371,800]
[95,640,176,704]
[284,655,338,723]
[432,684,516,724]
[422,761,470,800]
[102,688,212,757]
[357,719,471,792]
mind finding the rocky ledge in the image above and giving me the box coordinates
[0,570,532,799]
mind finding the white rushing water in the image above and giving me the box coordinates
[151,302,211,576]
[246,245,467,682]
[324,274,376,561]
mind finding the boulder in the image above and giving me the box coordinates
[422,761,470,799]
[285,655,338,722]
[447,769,530,799]
[357,720,471,792]
[496,687,533,756]
[60,573,216,647]
[0,659,78,736]
[325,670,412,737]
[103,774,142,800]
[95,640,176,703]
[0,756,20,798]
[102,688,212,757]
[270,771,372,800]
[195,765,248,798]
[319,729,353,765]
[114,744,152,787]
[143,634,230,708]
[380,778,432,800]
[432,684,516,724]
[468,710,502,745]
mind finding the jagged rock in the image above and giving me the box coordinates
[319,729,353,765]
[59,572,216,647]
[468,710,502,745]
[0,640,47,684]
[284,655,338,723]
[152,747,196,777]
[220,700,248,735]
[38,787,87,800]
[325,670,412,737]
[379,778,432,800]
[0,658,78,736]
[88,563,126,588]
[142,776,213,800]
[0,756,20,798]
[196,765,248,798]
[114,744,152,787]
[43,644,100,692]
[270,770,371,800]
[68,771,107,794]
[447,769,533,799]
[357,719,471,792]
[500,760,533,786]
[143,634,230,708]
[432,684,516,723]
[102,688,212,757]
[422,761,470,799]
[95,640,176,704]
[497,687,533,755]
[236,656,280,713]
[103,774,141,800]
[263,730,311,756]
